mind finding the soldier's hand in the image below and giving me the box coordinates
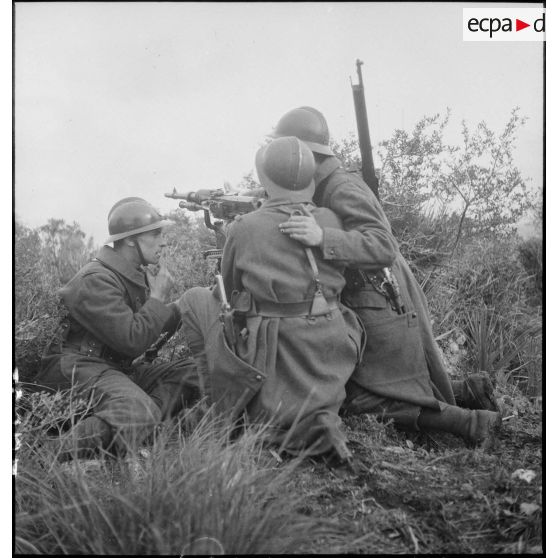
[279,206,324,247]
[147,260,174,302]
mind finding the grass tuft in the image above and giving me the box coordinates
[15,397,324,555]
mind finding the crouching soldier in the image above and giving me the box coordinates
[272,107,501,445]
[177,137,364,463]
[35,197,200,460]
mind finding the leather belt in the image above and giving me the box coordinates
[252,297,339,318]
[344,268,384,291]
[46,318,133,368]
[63,334,132,368]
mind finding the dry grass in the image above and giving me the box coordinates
[15,397,328,555]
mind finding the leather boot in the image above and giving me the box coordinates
[58,416,113,461]
[452,372,499,411]
[418,406,501,445]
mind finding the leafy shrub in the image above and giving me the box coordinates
[38,219,96,283]
[15,222,64,382]
[15,219,95,383]
[377,108,534,243]
[15,222,61,324]
[163,209,216,298]
[425,235,542,394]
[333,110,536,274]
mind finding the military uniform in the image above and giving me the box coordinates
[36,245,200,453]
[178,198,363,455]
[313,156,456,429]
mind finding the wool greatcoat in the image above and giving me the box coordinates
[312,156,455,429]
[178,198,363,455]
[36,245,200,452]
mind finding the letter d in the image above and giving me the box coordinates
[534,13,545,32]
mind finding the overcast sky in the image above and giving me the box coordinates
[15,2,544,243]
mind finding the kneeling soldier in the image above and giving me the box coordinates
[36,197,200,460]
[272,107,501,445]
[178,137,364,462]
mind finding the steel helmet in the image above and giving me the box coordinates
[105,197,173,244]
[261,137,316,191]
[255,137,316,203]
[270,106,334,156]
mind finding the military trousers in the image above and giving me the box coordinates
[36,352,200,453]
[341,285,450,430]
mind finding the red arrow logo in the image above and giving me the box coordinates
[516,19,530,31]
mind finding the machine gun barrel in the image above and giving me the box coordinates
[165,188,225,205]
[165,188,263,217]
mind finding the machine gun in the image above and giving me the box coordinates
[350,59,405,314]
[165,187,264,267]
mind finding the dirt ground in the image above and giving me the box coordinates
[286,407,542,555]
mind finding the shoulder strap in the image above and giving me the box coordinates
[303,247,331,316]
[303,246,320,289]
[287,206,331,316]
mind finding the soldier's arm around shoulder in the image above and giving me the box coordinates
[320,176,398,268]
[65,270,175,358]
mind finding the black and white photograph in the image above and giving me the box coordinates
[13,2,545,554]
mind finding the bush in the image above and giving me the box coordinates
[163,209,216,298]
[425,235,542,395]
[15,222,66,382]
[15,222,61,324]
[387,207,459,282]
